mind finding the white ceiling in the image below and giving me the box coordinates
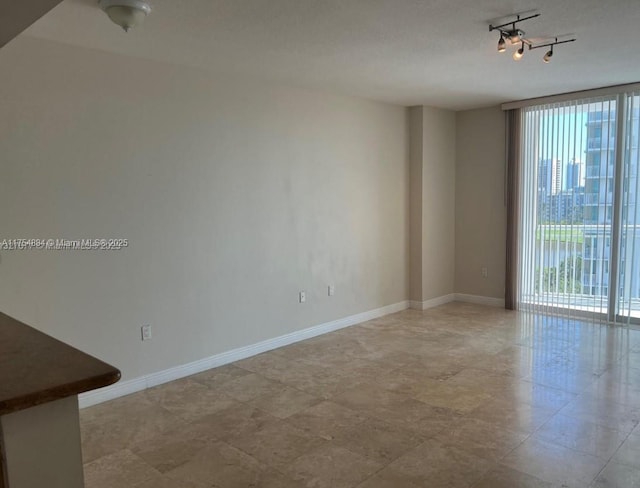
[21,0,640,110]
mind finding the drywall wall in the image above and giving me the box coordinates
[455,106,506,300]
[421,107,456,301]
[409,107,423,302]
[408,106,456,304]
[0,36,409,381]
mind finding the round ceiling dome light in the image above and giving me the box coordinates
[98,0,151,32]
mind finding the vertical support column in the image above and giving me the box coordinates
[0,425,7,488]
[0,396,85,488]
[609,93,627,322]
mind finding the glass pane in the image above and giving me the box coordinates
[520,98,617,316]
[618,94,640,320]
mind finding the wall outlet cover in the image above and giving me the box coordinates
[141,324,152,341]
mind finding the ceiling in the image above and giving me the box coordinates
[21,0,640,110]
[0,0,62,48]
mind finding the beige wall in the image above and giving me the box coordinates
[409,107,423,302]
[422,107,456,300]
[0,37,409,381]
[455,106,506,300]
[409,106,456,303]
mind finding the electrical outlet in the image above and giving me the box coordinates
[481,267,488,278]
[328,285,335,296]
[141,324,152,341]
[299,291,306,303]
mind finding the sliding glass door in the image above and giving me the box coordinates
[518,90,640,324]
[617,92,640,321]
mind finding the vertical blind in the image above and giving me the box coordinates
[618,91,640,321]
[516,92,640,324]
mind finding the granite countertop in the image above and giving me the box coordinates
[0,312,120,415]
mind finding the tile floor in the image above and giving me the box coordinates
[81,303,640,487]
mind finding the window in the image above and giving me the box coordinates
[516,92,640,323]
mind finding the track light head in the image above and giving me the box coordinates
[498,35,506,53]
[543,49,553,63]
[508,29,525,44]
[513,43,525,61]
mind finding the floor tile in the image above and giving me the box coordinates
[131,429,209,473]
[332,417,424,464]
[355,469,423,488]
[286,400,368,439]
[472,346,540,378]
[591,462,640,488]
[84,450,164,488]
[81,393,185,463]
[165,440,298,488]
[587,376,640,407]
[246,385,321,419]
[609,432,640,468]
[411,380,494,414]
[558,394,640,434]
[387,438,495,487]
[494,380,577,411]
[434,417,528,461]
[145,378,237,422]
[225,419,326,471]
[179,402,279,442]
[501,436,607,487]
[472,464,554,488]
[285,444,382,488]
[218,372,285,402]
[467,398,557,434]
[134,476,187,488]
[333,384,460,436]
[189,363,250,390]
[534,413,627,459]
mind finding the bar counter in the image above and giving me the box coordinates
[0,312,120,488]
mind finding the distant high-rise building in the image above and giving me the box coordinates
[583,107,640,300]
[538,158,562,196]
[564,159,584,191]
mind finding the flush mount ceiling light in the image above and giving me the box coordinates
[98,0,151,32]
[489,13,576,63]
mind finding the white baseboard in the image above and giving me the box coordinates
[409,294,456,310]
[454,293,505,308]
[79,300,410,409]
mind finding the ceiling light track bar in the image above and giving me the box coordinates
[528,38,576,50]
[488,13,540,33]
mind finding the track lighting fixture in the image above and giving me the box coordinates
[529,37,575,63]
[498,35,506,53]
[489,15,576,64]
[513,42,525,61]
[490,13,538,53]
